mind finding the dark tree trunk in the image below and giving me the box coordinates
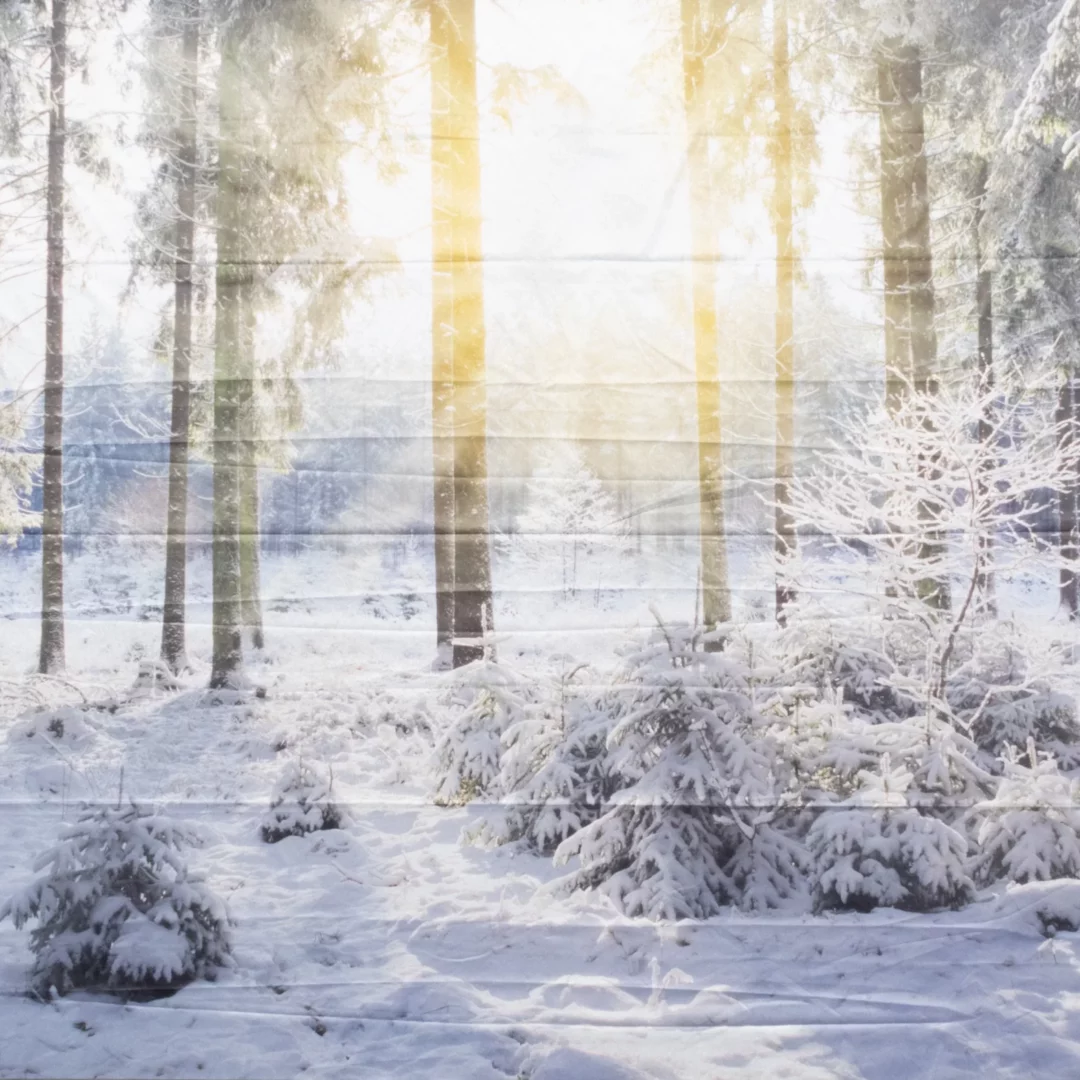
[433,0,494,668]
[430,0,455,663]
[681,0,731,642]
[209,26,245,689]
[1059,375,1079,618]
[973,158,996,617]
[772,0,796,623]
[877,27,949,611]
[238,284,264,651]
[161,0,200,673]
[38,0,67,675]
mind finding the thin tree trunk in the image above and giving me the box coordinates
[877,28,949,611]
[973,157,996,617]
[435,0,493,668]
[238,284,263,651]
[1059,374,1079,618]
[209,25,245,689]
[430,0,455,663]
[161,0,200,673]
[38,0,67,674]
[773,0,796,623]
[681,0,731,642]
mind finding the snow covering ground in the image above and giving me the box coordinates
[2,541,1080,1079]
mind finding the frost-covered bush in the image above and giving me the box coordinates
[809,756,974,913]
[971,741,1080,885]
[0,803,232,999]
[781,375,1080,747]
[431,659,533,806]
[552,623,807,919]
[260,760,346,843]
[131,659,182,696]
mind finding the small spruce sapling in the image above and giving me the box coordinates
[971,740,1080,885]
[0,803,232,999]
[553,622,806,919]
[261,759,346,842]
[809,755,974,913]
[432,658,532,806]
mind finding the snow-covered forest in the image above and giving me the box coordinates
[4,0,1080,1076]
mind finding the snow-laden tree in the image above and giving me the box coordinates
[501,443,626,604]
[971,740,1080,885]
[484,661,617,854]
[779,371,1080,761]
[260,759,346,843]
[809,754,974,913]
[551,622,806,919]
[431,658,534,806]
[0,803,232,999]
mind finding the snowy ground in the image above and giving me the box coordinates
[2,542,1080,1079]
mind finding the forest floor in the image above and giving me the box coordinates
[1,543,1080,1079]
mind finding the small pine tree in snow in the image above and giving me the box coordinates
[501,443,625,603]
[432,659,532,806]
[260,760,346,843]
[0,803,232,999]
[488,662,618,853]
[971,741,1080,886]
[809,755,974,913]
[553,622,806,919]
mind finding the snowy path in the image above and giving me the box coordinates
[3,672,1080,1079]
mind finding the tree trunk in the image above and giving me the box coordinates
[433,0,494,668]
[430,0,455,663]
[161,0,200,674]
[38,0,67,675]
[973,157,996,617]
[877,28,949,611]
[238,274,264,650]
[681,0,732,641]
[209,25,245,689]
[1059,374,1079,618]
[772,0,796,623]
[238,283,264,651]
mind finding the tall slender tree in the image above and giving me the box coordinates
[38,0,67,674]
[680,0,732,639]
[772,0,796,622]
[431,0,494,667]
[430,0,456,664]
[160,0,201,673]
[875,4,949,610]
[208,14,245,689]
[237,280,263,651]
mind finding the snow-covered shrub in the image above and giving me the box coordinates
[552,623,807,919]
[431,658,533,806]
[947,626,1080,767]
[971,741,1080,886]
[260,760,346,843]
[131,659,182,696]
[0,803,232,999]
[809,756,974,913]
[8,706,96,747]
